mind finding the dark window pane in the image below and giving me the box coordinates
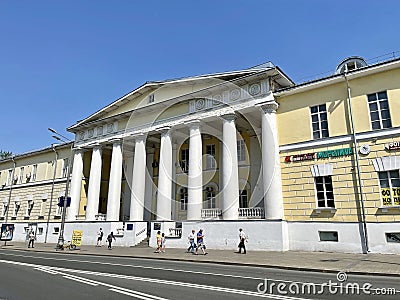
[313,132,320,139]
[318,200,326,207]
[319,104,326,112]
[312,115,319,122]
[321,121,328,129]
[382,119,392,129]
[368,93,377,101]
[312,123,319,131]
[379,172,388,180]
[310,106,318,113]
[327,200,335,208]
[369,103,378,111]
[371,111,380,121]
[390,171,400,179]
[315,177,323,184]
[381,110,390,119]
[379,101,388,109]
[320,112,327,120]
[378,91,387,99]
[326,191,334,199]
[322,130,329,138]
[391,179,400,187]
[317,192,325,200]
[372,121,381,130]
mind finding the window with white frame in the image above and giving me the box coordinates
[19,167,24,184]
[205,187,216,209]
[62,158,69,177]
[206,144,216,169]
[26,200,34,217]
[368,91,392,130]
[148,94,154,103]
[39,199,46,217]
[32,164,37,182]
[315,176,335,208]
[378,170,400,206]
[13,201,20,217]
[1,203,8,218]
[239,190,248,208]
[237,140,246,162]
[7,170,12,186]
[179,188,188,210]
[180,149,189,173]
[310,104,329,139]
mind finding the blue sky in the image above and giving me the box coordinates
[1,0,400,154]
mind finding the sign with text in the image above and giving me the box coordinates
[71,230,83,246]
[381,187,400,206]
[385,141,400,151]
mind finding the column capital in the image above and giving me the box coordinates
[133,133,146,142]
[185,120,201,130]
[259,101,279,114]
[157,126,172,137]
[72,147,85,155]
[108,138,123,146]
[221,113,237,122]
[92,144,103,151]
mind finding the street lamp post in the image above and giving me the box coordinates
[48,128,74,249]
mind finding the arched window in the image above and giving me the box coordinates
[179,188,188,210]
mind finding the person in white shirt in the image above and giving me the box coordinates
[96,228,104,247]
[237,228,247,254]
[187,229,196,253]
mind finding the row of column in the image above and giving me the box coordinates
[67,102,283,222]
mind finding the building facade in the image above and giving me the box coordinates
[1,57,400,253]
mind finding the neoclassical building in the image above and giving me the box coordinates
[2,56,400,254]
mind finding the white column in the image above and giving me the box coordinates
[171,144,177,221]
[130,135,147,221]
[222,114,239,220]
[86,145,102,221]
[106,140,123,221]
[144,148,155,221]
[261,102,284,219]
[187,122,203,220]
[67,149,84,221]
[157,128,173,220]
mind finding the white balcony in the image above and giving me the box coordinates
[201,208,222,219]
[238,207,264,219]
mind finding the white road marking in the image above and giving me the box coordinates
[0,259,312,300]
[109,288,168,300]
[0,251,264,280]
[63,275,99,286]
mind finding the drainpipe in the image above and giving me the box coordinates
[44,144,58,243]
[343,72,369,253]
[4,156,16,246]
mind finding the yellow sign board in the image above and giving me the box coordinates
[381,187,400,206]
[71,230,83,246]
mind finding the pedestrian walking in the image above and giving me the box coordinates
[96,228,104,247]
[187,229,196,253]
[155,231,162,253]
[194,229,208,255]
[107,231,116,250]
[237,228,247,254]
[161,233,166,253]
[28,229,35,248]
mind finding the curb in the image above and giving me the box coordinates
[2,246,400,278]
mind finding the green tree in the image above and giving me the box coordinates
[0,150,13,160]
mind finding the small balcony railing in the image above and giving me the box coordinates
[95,213,107,221]
[238,207,264,219]
[201,208,222,219]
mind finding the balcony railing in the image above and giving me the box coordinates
[95,213,107,221]
[238,207,264,219]
[201,208,222,219]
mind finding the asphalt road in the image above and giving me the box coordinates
[0,249,399,300]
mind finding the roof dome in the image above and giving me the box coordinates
[335,56,367,74]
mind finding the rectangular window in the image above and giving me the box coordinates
[7,170,12,186]
[32,165,37,182]
[206,144,216,169]
[315,176,335,208]
[1,203,8,218]
[378,170,400,206]
[205,187,216,209]
[239,190,248,208]
[19,167,24,184]
[368,91,392,130]
[62,159,69,177]
[179,188,188,210]
[237,140,246,162]
[13,202,20,217]
[26,200,34,216]
[180,149,189,173]
[39,199,46,217]
[148,94,154,103]
[310,104,329,139]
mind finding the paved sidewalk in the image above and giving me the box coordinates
[1,241,400,277]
